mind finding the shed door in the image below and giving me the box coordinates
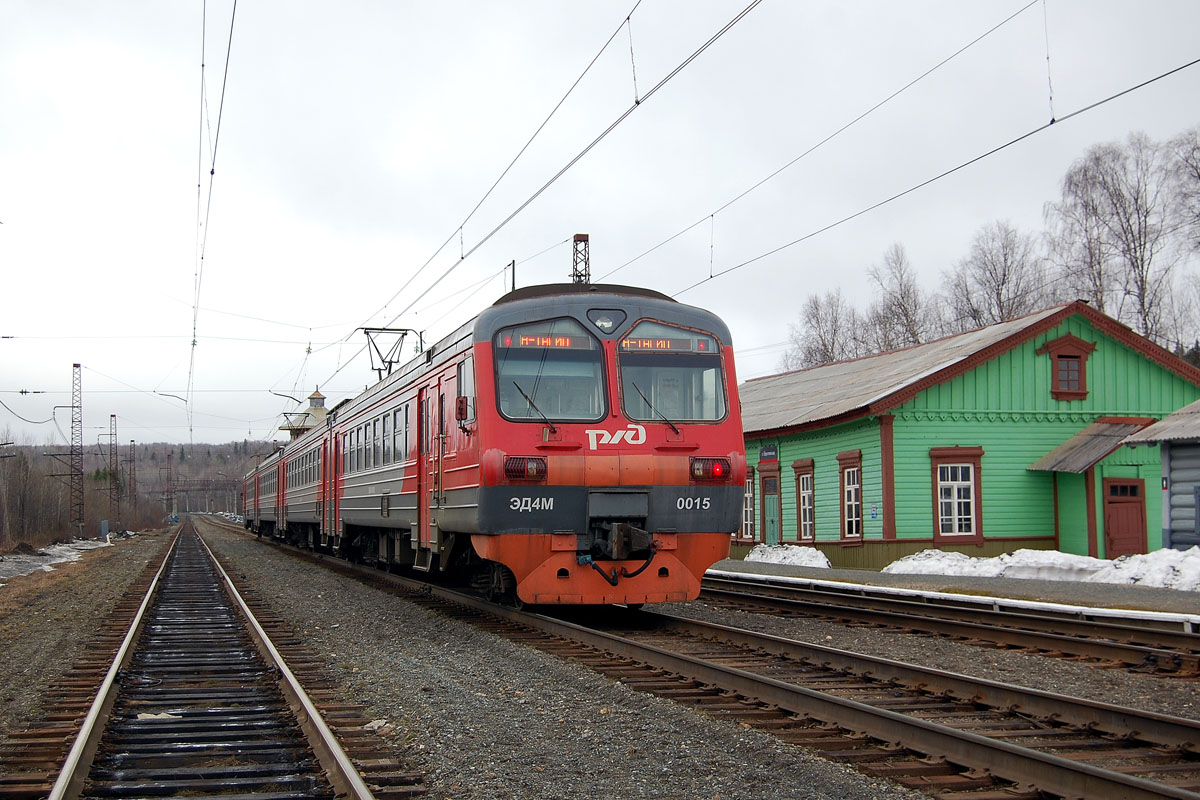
[1103,478,1146,558]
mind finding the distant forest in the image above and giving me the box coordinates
[0,436,277,552]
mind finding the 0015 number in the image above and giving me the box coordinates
[677,497,711,511]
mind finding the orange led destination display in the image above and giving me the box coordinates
[620,337,710,352]
[502,334,590,349]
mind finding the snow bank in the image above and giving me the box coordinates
[0,537,113,583]
[745,544,831,569]
[1085,546,1200,592]
[881,546,1200,591]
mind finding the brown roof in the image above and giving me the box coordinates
[1028,418,1155,473]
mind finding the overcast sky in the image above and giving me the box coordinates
[3,0,1198,449]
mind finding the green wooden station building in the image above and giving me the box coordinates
[736,301,1200,570]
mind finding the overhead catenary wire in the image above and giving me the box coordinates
[187,0,238,444]
[345,1,645,347]
[672,55,1200,299]
[317,1,764,390]
[597,0,1039,283]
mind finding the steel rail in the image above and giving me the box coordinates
[704,572,1200,636]
[228,529,1200,797]
[701,575,1200,671]
[650,610,1200,752]
[47,530,180,800]
[195,531,376,800]
[442,594,1200,799]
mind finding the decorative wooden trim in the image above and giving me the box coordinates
[929,446,984,544]
[758,460,781,545]
[1052,474,1060,549]
[733,465,757,542]
[1037,332,1097,401]
[836,450,863,540]
[1095,416,1157,426]
[791,459,815,542]
[880,414,896,540]
[929,446,984,459]
[1085,467,1098,558]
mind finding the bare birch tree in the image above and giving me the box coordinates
[780,288,863,369]
[866,243,944,346]
[1047,133,1178,342]
[1171,126,1200,252]
[943,220,1048,331]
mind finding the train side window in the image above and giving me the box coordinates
[403,402,410,457]
[457,356,476,422]
[393,408,402,461]
[373,418,381,467]
[383,413,391,464]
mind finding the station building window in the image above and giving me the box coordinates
[792,459,814,541]
[739,466,756,540]
[1036,334,1096,401]
[930,446,984,541]
[837,450,862,539]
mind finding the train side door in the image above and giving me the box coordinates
[417,380,445,561]
[326,435,340,541]
[277,461,287,532]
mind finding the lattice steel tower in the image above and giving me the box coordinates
[128,440,137,519]
[109,414,120,532]
[571,233,590,284]
[70,364,84,537]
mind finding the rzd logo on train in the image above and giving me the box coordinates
[584,423,647,450]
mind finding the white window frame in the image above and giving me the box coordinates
[937,463,976,536]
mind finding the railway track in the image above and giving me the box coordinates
[0,523,424,800]
[241,536,1200,798]
[701,571,1200,676]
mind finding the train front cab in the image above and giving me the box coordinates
[469,285,745,605]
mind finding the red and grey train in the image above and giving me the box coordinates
[244,283,745,605]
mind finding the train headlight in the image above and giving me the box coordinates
[689,457,731,482]
[504,456,548,481]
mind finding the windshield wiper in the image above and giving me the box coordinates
[512,381,557,433]
[631,381,680,435]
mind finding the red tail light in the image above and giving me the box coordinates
[505,456,548,481]
[690,457,731,482]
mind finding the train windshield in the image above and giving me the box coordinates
[494,318,605,422]
[618,321,727,422]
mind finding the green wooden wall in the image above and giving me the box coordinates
[744,313,1199,565]
[748,417,884,543]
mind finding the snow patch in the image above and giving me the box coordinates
[745,544,831,569]
[0,537,115,583]
[881,546,1200,592]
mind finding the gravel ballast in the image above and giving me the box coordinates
[5,523,1196,797]
[200,526,916,800]
[0,530,172,750]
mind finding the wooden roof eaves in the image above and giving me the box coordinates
[864,303,1080,416]
[743,407,877,441]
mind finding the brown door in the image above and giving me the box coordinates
[1103,478,1147,558]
